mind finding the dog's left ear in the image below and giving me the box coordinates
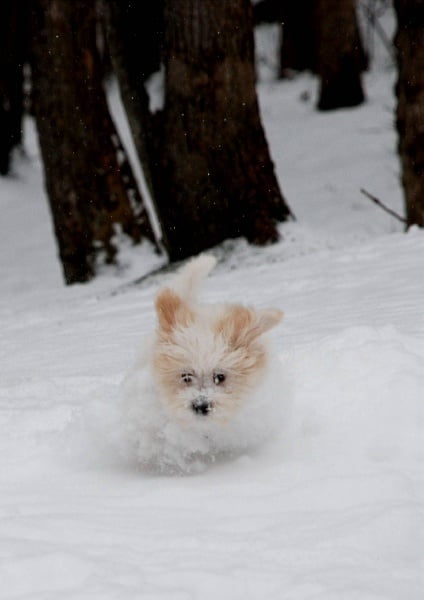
[255,308,284,336]
[219,305,283,348]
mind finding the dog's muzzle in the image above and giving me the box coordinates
[192,396,212,416]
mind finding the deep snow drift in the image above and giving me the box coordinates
[1,13,423,600]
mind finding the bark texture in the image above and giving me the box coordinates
[316,0,366,110]
[0,0,28,175]
[31,0,154,284]
[394,0,424,227]
[155,0,292,261]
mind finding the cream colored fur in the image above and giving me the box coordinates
[120,254,286,473]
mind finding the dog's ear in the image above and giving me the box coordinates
[155,287,194,334]
[218,305,283,348]
[255,307,284,335]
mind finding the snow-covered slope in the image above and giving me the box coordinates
[1,13,423,599]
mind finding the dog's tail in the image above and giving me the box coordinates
[169,254,217,302]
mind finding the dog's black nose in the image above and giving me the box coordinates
[192,398,211,415]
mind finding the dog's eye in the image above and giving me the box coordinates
[213,373,226,385]
[181,373,193,384]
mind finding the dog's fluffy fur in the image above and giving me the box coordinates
[120,254,287,472]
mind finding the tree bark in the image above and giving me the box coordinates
[0,0,28,175]
[316,0,366,111]
[155,0,292,261]
[31,0,154,284]
[394,0,424,227]
[278,0,317,78]
[253,0,317,78]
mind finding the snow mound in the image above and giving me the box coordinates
[287,325,424,468]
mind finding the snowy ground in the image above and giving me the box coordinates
[1,13,423,600]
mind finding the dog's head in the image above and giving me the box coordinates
[152,288,283,424]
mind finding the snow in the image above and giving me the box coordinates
[1,11,423,599]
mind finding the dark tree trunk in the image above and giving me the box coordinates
[0,0,28,175]
[101,0,163,84]
[279,1,317,78]
[154,0,292,261]
[253,0,316,78]
[316,0,367,111]
[394,0,424,227]
[30,0,154,284]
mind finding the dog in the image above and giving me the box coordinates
[120,254,286,473]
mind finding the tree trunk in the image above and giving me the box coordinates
[253,0,316,78]
[155,0,292,261]
[316,0,366,111]
[101,0,163,83]
[394,0,424,227]
[279,0,317,78]
[0,0,28,175]
[30,0,154,284]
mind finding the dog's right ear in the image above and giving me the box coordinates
[155,288,193,334]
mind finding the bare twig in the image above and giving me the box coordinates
[360,188,407,224]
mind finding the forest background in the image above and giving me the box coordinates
[0,0,422,284]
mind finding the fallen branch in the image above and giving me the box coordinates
[360,188,407,224]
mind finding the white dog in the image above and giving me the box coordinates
[120,254,287,473]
